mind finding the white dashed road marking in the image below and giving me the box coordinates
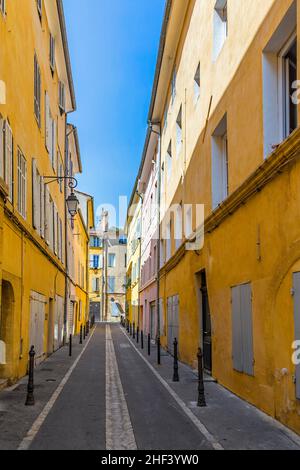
[106,324,137,450]
[120,327,224,451]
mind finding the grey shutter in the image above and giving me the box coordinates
[293,272,300,400]
[45,92,50,152]
[32,159,39,230]
[45,186,50,245]
[40,177,45,238]
[240,283,254,376]
[0,118,4,179]
[231,286,244,372]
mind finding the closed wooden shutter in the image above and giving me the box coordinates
[54,205,58,255]
[45,92,50,152]
[49,198,54,251]
[4,120,13,201]
[0,118,4,179]
[32,159,39,232]
[231,283,254,376]
[293,272,300,400]
[40,177,45,239]
[52,120,57,170]
[44,185,50,245]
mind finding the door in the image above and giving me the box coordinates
[30,292,46,365]
[293,273,300,400]
[167,296,179,353]
[200,272,212,372]
[150,302,156,340]
[47,298,54,356]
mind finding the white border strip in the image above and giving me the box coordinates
[120,327,223,451]
[18,328,97,451]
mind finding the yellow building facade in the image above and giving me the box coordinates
[0,0,82,387]
[137,0,300,434]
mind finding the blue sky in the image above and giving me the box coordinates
[63,0,165,225]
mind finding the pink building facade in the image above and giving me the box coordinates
[139,130,160,339]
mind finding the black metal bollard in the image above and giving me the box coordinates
[173,338,179,382]
[127,320,129,333]
[141,330,144,350]
[80,325,83,344]
[197,348,207,407]
[69,334,72,357]
[129,322,132,336]
[136,326,139,344]
[133,323,136,339]
[86,321,90,336]
[25,346,35,406]
[157,335,161,365]
[148,333,151,356]
[83,325,86,340]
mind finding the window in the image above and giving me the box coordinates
[107,276,115,294]
[166,142,172,181]
[231,283,254,376]
[90,236,100,247]
[163,103,168,133]
[119,235,127,245]
[185,205,193,239]
[45,92,57,169]
[176,107,182,157]
[171,66,177,104]
[4,120,13,201]
[59,81,65,113]
[93,255,99,269]
[213,0,228,60]
[36,0,42,19]
[211,114,228,209]
[108,253,116,268]
[175,205,182,250]
[166,220,171,261]
[194,63,200,103]
[50,34,55,73]
[280,37,297,140]
[17,149,26,219]
[262,2,297,158]
[34,55,41,127]
[0,0,5,16]
[58,163,63,192]
[92,277,100,293]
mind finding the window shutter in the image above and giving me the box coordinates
[0,118,4,179]
[44,185,50,245]
[45,92,50,152]
[32,159,39,231]
[5,121,13,201]
[54,204,58,255]
[52,119,57,170]
[40,177,45,238]
[49,198,54,250]
[231,286,244,373]
[240,283,254,376]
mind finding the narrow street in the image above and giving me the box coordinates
[1,324,300,451]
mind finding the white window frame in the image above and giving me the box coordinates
[278,32,297,143]
[17,149,26,219]
[213,0,228,61]
[211,115,229,209]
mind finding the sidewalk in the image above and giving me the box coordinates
[123,327,300,451]
[0,330,93,450]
